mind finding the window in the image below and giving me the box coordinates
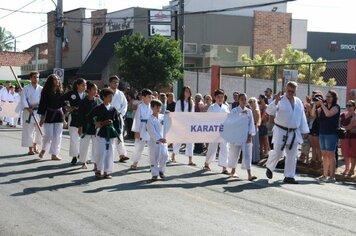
[184,43,197,54]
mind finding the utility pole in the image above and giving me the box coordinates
[54,0,63,68]
[177,0,185,94]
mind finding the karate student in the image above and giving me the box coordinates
[130,89,153,170]
[89,88,122,179]
[171,86,196,166]
[78,82,102,169]
[228,93,257,181]
[38,74,65,160]
[108,75,129,163]
[62,78,87,165]
[4,85,17,127]
[265,81,309,184]
[203,89,230,174]
[21,71,43,155]
[147,99,168,181]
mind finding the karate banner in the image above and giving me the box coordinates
[0,102,20,118]
[164,112,249,144]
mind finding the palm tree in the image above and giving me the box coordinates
[0,26,14,51]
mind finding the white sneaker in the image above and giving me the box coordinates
[317,175,327,182]
[326,177,336,183]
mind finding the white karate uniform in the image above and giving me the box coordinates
[68,92,85,157]
[131,102,152,163]
[228,106,256,170]
[97,137,115,173]
[205,103,230,167]
[112,89,128,157]
[3,91,17,125]
[42,123,63,156]
[79,134,99,164]
[266,96,309,178]
[147,114,168,177]
[173,99,195,157]
[21,84,43,147]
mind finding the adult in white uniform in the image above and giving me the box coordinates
[265,81,309,184]
[109,75,129,162]
[21,71,42,155]
[0,81,12,125]
[171,86,196,166]
[130,89,153,170]
[203,89,230,174]
[228,93,257,181]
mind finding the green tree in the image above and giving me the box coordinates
[115,33,183,90]
[241,45,336,86]
[0,27,14,51]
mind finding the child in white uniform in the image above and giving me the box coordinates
[147,99,168,181]
[228,93,257,181]
[130,89,153,170]
[203,89,230,174]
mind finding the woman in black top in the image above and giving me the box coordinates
[61,78,87,165]
[38,74,65,160]
[308,91,323,167]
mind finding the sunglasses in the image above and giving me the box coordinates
[346,104,354,107]
[286,90,295,94]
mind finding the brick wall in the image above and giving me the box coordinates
[253,11,291,57]
[91,9,107,52]
[0,52,32,66]
[47,11,56,69]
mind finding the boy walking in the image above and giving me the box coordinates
[90,88,122,179]
[130,89,153,170]
[147,99,168,181]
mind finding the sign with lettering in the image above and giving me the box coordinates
[149,10,172,23]
[149,24,172,37]
[106,9,134,33]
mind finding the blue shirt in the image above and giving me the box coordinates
[319,104,340,135]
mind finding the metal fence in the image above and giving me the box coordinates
[184,60,348,107]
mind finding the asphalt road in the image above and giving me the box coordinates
[0,127,356,236]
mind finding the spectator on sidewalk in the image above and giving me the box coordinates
[248,97,261,164]
[340,100,356,177]
[264,88,273,105]
[231,91,239,109]
[258,94,270,158]
[312,90,340,183]
[166,92,176,112]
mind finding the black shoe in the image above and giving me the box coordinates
[159,172,165,179]
[266,168,273,179]
[283,177,299,184]
[71,156,77,165]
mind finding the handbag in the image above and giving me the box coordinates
[337,127,346,139]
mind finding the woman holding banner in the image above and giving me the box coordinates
[171,86,196,166]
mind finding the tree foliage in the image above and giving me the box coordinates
[115,33,183,90]
[241,45,336,86]
[0,26,14,51]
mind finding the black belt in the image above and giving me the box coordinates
[275,123,297,151]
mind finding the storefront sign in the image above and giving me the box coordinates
[149,24,171,37]
[149,10,171,23]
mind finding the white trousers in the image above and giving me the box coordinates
[68,126,80,157]
[21,113,42,147]
[228,143,253,170]
[42,123,63,156]
[173,143,194,157]
[79,135,98,163]
[266,143,298,178]
[149,141,168,176]
[5,117,15,125]
[131,139,147,163]
[116,133,127,156]
[205,141,229,168]
[97,138,115,173]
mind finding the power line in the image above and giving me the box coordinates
[0,7,47,15]
[0,0,39,20]
[4,21,54,43]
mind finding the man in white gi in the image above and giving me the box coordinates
[109,75,129,163]
[265,81,309,184]
[203,89,230,175]
[0,81,12,124]
[21,72,43,155]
